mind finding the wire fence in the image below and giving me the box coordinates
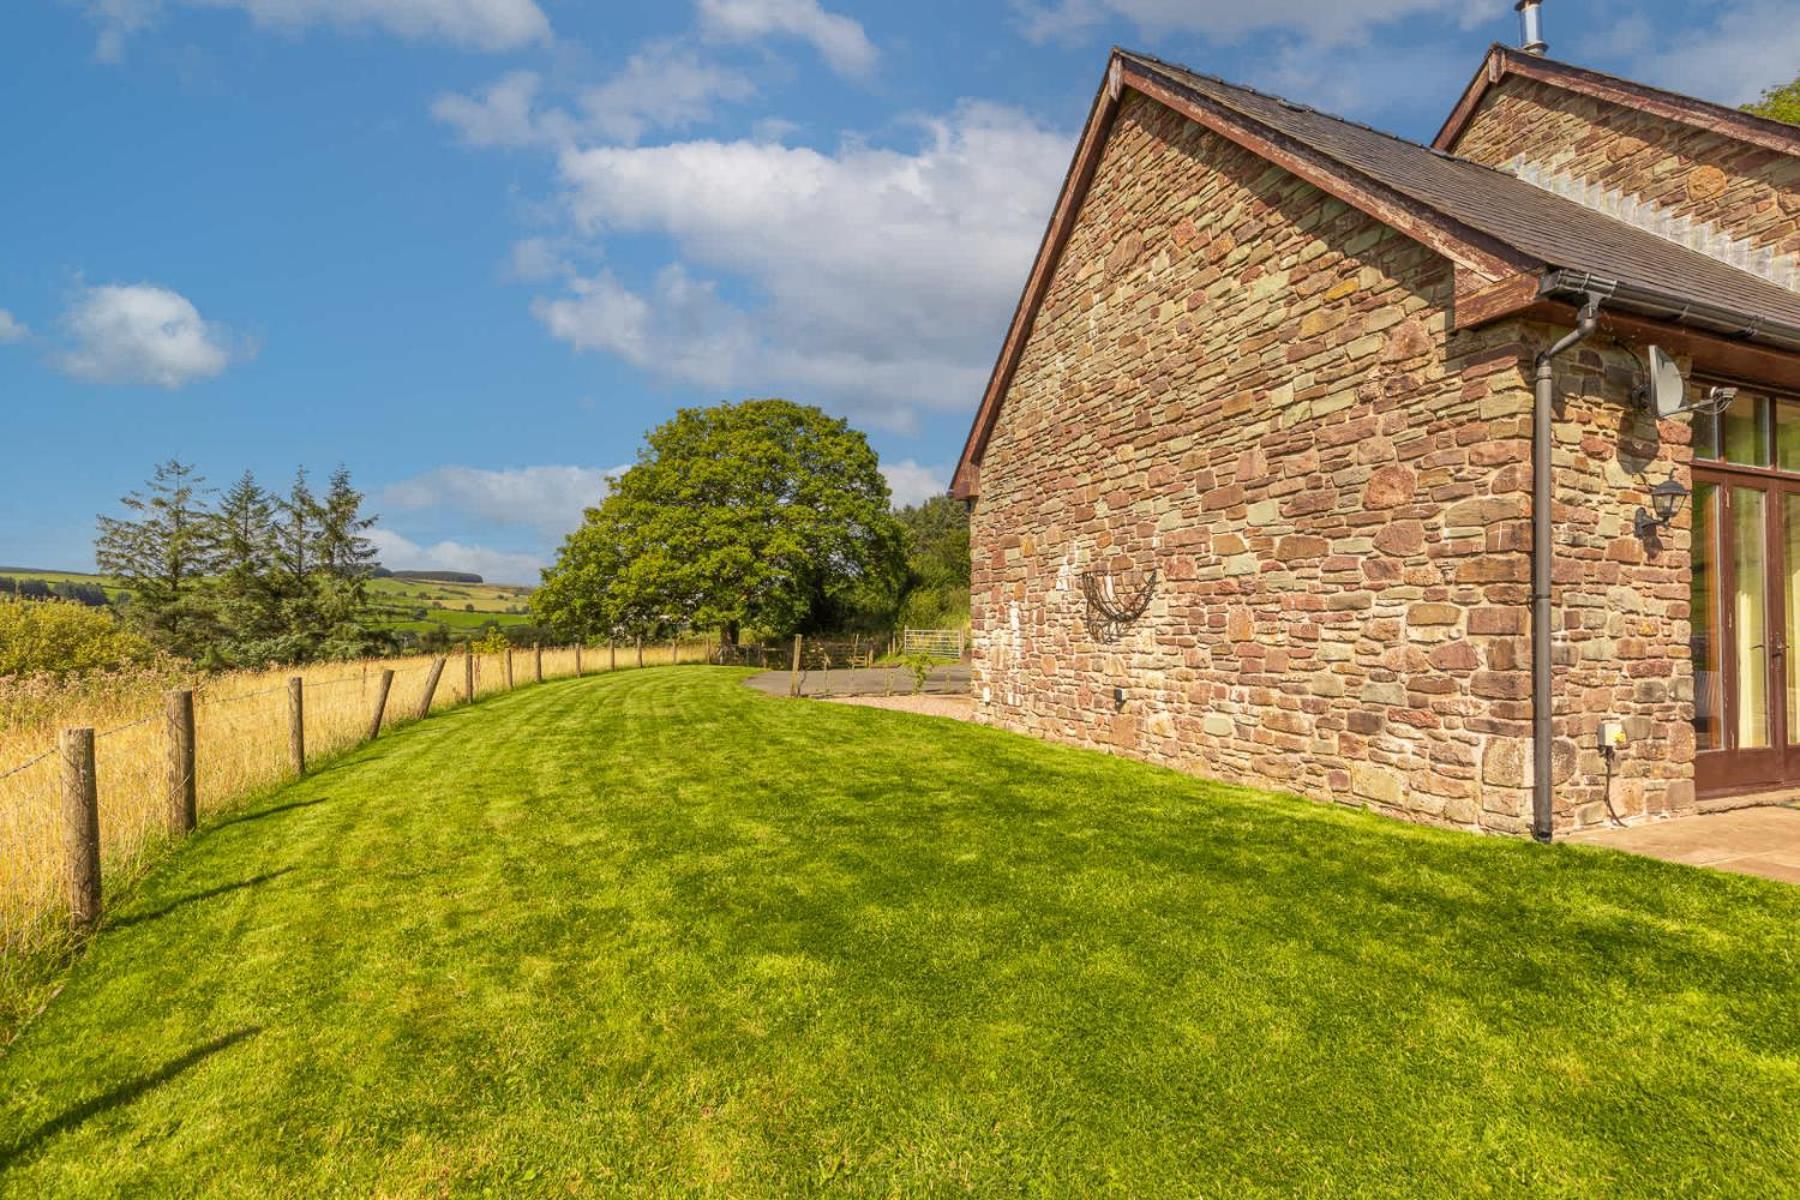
[0,638,707,962]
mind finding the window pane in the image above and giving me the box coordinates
[1693,482,1721,751]
[1778,398,1800,473]
[1723,392,1769,467]
[1732,487,1770,749]
[1693,407,1719,461]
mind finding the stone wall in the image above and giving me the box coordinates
[1449,76,1800,289]
[969,90,1697,836]
[972,92,1537,832]
[1539,331,1696,827]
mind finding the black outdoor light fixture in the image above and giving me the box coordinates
[1635,474,1690,539]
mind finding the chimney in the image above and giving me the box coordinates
[1515,0,1548,56]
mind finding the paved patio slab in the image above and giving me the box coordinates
[1565,806,1800,884]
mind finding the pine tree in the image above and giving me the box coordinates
[212,470,283,663]
[94,460,218,658]
[272,468,325,658]
[312,465,381,655]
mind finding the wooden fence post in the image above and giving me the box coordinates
[609,641,617,671]
[165,688,196,836]
[575,643,583,677]
[416,657,447,721]
[60,727,100,933]
[670,635,678,667]
[636,637,644,668]
[789,634,803,697]
[505,649,514,690]
[534,643,544,684]
[368,669,395,740]
[288,677,305,776]
[463,645,474,703]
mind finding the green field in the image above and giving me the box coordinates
[2,669,1797,1195]
[0,569,535,634]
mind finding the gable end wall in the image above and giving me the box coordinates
[970,90,1696,834]
[1452,76,1800,277]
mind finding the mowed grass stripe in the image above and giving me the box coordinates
[1,668,1798,1196]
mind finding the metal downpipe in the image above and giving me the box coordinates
[1531,295,1603,842]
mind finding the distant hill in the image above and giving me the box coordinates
[378,569,486,585]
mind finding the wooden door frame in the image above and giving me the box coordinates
[1693,462,1800,795]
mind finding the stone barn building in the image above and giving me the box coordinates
[951,41,1800,839]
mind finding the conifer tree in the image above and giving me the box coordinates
[94,459,218,658]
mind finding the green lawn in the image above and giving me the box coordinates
[2,670,1798,1196]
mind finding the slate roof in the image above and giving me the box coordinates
[1120,50,1800,330]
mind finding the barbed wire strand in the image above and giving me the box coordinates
[0,748,54,783]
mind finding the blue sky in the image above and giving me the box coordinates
[4,0,1794,582]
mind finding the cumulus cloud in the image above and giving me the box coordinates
[697,0,878,77]
[580,42,757,144]
[378,464,621,537]
[0,310,27,344]
[431,71,565,149]
[1013,0,1489,47]
[881,460,949,508]
[536,102,1070,427]
[80,0,550,61]
[367,527,545,585]
[435,46,756,151]
[57,283,244,388]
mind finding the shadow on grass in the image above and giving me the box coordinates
[107,869,297,931]
[208,797,329,832]
[0,1027,261,1169]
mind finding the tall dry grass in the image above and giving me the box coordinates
[0,638,708,966]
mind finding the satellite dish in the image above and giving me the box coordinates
[1646,346,1688,419]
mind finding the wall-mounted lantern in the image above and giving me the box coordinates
[1634,474,1690,539]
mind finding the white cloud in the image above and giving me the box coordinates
[432,71,566,149]
[81,0,550,61]
[881,460,949,508]
[379,464,620,536]
[435,46,756,151]
[367,527,545,585]
[1013,0,1489,47]
[538,101,1071,428]
[697,0,878,77]
[507,237,570,282]
[579,42,756,144]
[0,310,27,344]
[57,283,243,388]
[1605,2,1800,107]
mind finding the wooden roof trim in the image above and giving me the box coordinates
[1434,45,1800,157]
[951,53,1532,500]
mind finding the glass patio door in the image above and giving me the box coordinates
[1688,384,1800,796]
[1693,474,1800,793]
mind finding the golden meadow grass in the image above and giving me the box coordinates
[0,639,707,969]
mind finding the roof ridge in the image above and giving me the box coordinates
[1116,48,1800,304]
[1116,48,1481,163]
[1492,45,1800,142]
[1115,49,1547,193]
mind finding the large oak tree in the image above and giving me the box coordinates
[534,400,904,645]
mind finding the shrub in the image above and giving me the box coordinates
[0,598,156,678]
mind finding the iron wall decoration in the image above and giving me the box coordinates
[1081,565,1157,642]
